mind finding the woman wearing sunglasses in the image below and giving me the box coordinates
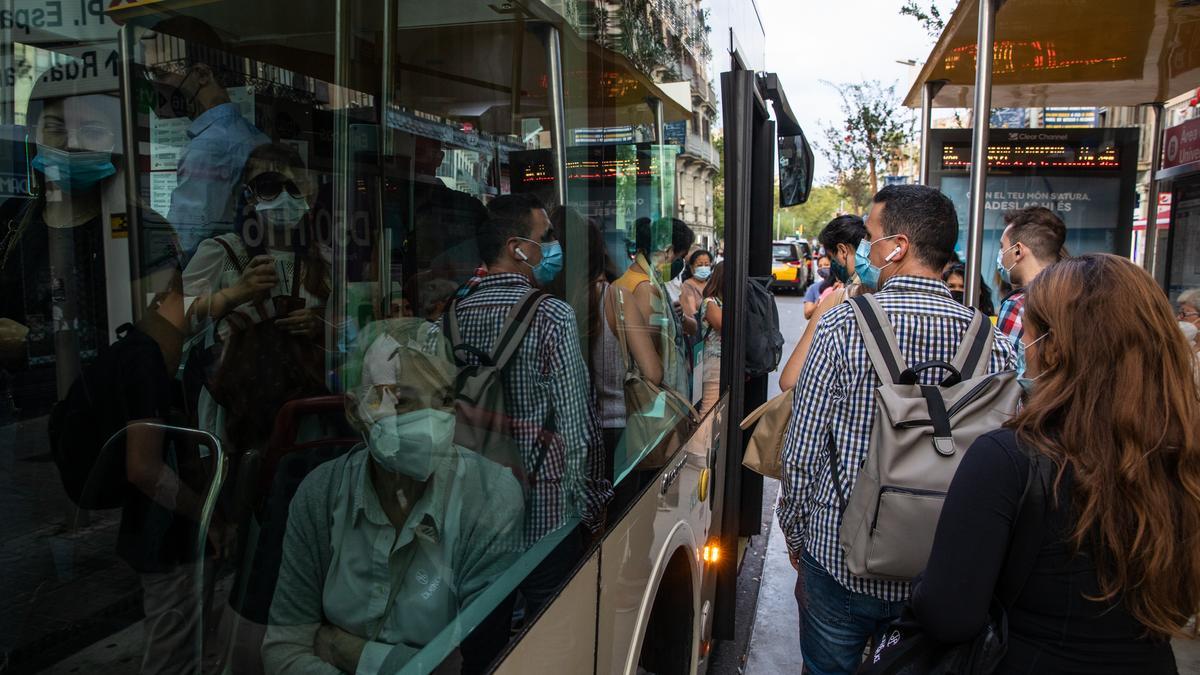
[183,142,330,339]
[182,142,331,449]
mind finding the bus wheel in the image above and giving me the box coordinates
[636,548,694,675]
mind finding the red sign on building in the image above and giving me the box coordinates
[1160,117,1200,180]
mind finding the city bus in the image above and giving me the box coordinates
[0,0,798,672]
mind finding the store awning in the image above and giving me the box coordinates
[903,0,1200,109]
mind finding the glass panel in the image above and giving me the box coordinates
[0,1,720,672]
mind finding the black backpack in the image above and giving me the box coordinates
[48,323,167,509]
[744,276,785,377]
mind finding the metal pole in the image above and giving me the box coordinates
[330,0,352,379]
[964,0,996,310]
[377,0,396,319]
[1142,103,1164,277]
[118,25,144,321]
[919,81,944,185]
[545,26,568,208]
[647,96,666,223]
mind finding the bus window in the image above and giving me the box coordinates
[1,1,713,672]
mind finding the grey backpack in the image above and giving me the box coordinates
[835,295,1021,581]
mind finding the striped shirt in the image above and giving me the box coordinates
[448,273,611,546]
[778,275,1018,602]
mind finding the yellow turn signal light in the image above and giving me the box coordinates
[702,543,721,564]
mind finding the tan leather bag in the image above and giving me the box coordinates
[739,388,793,479]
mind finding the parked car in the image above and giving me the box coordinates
[770,239,812,292]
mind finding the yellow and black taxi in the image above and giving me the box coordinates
[770,239,813,292]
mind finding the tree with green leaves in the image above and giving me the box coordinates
[900,0,946,38]
[819,80,913,211]
[774,183,845,240]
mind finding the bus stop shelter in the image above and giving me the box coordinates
[904,0,1200,306]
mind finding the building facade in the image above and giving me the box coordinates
[586,0,722,249]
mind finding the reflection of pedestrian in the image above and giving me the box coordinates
[148,16,269,257]
[448,194,611,673]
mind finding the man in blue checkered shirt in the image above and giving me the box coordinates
[448,194,611,599]
[779,185,1017,675]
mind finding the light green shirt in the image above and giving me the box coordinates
[263,445,525,674]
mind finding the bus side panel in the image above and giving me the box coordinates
[595,412,717,675]
[493,554,599,674]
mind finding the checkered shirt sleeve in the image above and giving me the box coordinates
[996,291,1025,345]
[450,274,612,547]
[778,276,1018,603]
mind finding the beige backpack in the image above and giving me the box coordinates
[836,295,1021,581]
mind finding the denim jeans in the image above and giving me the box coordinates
[797,551,904,675]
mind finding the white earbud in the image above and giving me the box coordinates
[514,246,529,261]
[884,246,901,263]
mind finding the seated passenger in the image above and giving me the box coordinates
[262,322,524,674]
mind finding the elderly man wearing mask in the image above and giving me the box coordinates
[263,319,525,674]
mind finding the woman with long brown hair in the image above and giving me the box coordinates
[911,254,1199,673]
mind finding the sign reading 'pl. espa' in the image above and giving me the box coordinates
[0,0,117,44]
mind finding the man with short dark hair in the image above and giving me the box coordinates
[779,185,1016,675]
[996,207,1067,370]
[449,194,611,671]
[664,218,697,305]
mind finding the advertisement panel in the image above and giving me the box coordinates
[930,128,1139,307]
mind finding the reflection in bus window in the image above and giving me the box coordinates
[263,319,523,673]
[698,261,725,415]
[145,16,270,258]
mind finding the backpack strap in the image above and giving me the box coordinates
[848,295,909,385]
[996,447,1052,608]
[491,289,550,370]
[950,309,996,380]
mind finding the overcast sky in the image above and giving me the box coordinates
[757,0,958,182]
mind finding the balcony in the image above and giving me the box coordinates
[682,132,720,168]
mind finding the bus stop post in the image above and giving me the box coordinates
[965,0,998,309]
[1141,102,1165,278]
[919,81,945,185]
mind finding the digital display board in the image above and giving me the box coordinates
[929,128,1139,308]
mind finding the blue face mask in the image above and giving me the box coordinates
[1015,331,1048,381]
[32,146,116,193]
[830,256,851,283]
[997,243,1018,286]
[693,265,712,281]
[854,236,899,290]
[518,238,563,285]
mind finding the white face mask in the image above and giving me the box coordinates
[255,193,309,230]
[367,408,455,480]
[1180,321,1199,344]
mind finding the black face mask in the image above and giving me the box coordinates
[951,290,965,304]
[670,257,685,279]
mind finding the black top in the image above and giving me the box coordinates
[912,428,1177,675]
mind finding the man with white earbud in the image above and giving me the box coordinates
[778,185,1018,675]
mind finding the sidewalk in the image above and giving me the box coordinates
[744,489,1200,674]
[744,485,803,674]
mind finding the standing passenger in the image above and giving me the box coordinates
[148,16,270,257]
[778,186,1016,675]
[995,206,1067,373]
[912,254,1198,674]
[447,195,612,673]
[697,262,725,415]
